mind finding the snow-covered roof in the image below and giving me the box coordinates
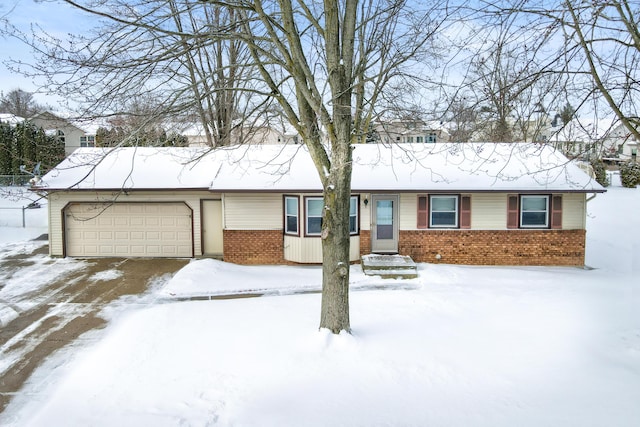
[0,113,26,125]
[38,147,220,190]
[37,143,605,193]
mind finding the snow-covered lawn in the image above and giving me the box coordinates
[0,178,639,426]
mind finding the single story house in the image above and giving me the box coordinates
[34,143,605,266]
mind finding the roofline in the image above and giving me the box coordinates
[34,187,210,192]
[209,188,607,194]
[35,187,606,194]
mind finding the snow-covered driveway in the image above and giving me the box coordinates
[0,241,188,412]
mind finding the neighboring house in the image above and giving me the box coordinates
[183,118,450,147]
[35,143,604,266]
[372,119,450,144]
[602,121,638,162]
[470,113,553,143]
[178,121,299,147]
[29,111,96,155]
[548,117,618,160]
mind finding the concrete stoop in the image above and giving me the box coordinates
[361,254,418,279]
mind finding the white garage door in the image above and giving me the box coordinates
[65,203,193,257]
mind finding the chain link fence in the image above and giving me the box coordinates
[0,175,31,186]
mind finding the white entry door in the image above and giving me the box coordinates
[201,199,223,255]
[371,194,399,253]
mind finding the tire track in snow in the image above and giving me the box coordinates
[0,250,188,413]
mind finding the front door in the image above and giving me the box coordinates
[371,194,399,253]
[202,199,223,255]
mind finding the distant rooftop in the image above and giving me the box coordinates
[0,113,26,125]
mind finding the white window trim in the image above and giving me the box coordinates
[429,195,459,228]
[305,197,323,236]
[349,196,359,235]
[284,196,299,235]
[304,196,359,237]
[520,195,549,228]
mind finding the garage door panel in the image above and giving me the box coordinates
[65,203,192,257]
[98,245,113,254]
[114,217,129,226]
[84,247,98,256]
[130,245,146,256]
[146,217,160,226]
[176,217,191,227]
[145,231,161,240]
[97,217,113,226]
[176,231,191,240]
[114,231,129,239]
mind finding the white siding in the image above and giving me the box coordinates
[349,236,361,261]
[471,193,507,229]
[202,199,224,254]
[563,193,586,229]
[224,193,282,230]
[360,194,371,231]
[284,235,361,263]
[399,193,418,230]
[389,193,585,231]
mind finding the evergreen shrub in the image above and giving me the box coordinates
[590,159,609,187]
[619,161,640,188]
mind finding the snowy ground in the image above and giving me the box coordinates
[0,187,48,242]
[0,178,639,426]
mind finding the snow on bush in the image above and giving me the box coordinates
[619,161,640,188]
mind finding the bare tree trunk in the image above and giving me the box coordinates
[13,0,448,334]
[319,141,353,333]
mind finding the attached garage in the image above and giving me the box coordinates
[38,145,604,265]
[64,202,193,257]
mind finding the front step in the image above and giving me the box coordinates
[361,254,418,279]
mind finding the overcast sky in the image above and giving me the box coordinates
[1,0,92,107]
[0,1,618,122]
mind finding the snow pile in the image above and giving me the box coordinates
[163,258,323,297]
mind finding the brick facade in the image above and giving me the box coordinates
[396,229,586,266]
[223,230,287,265]
[225,228,585,266]
[359,230,371,259]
